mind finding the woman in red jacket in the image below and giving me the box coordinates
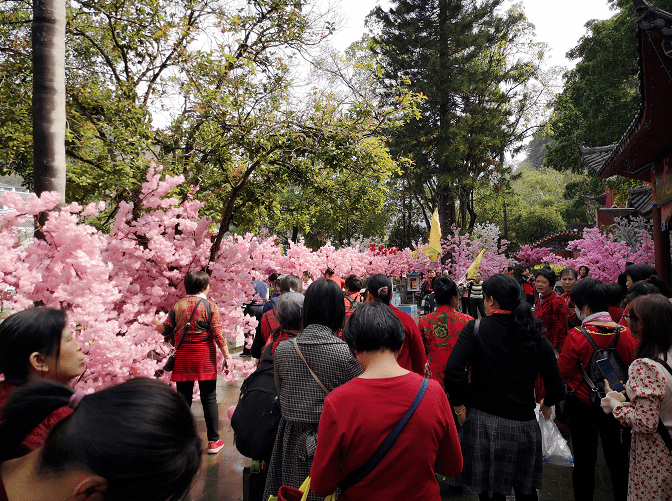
[534,267,569,355]
[558,278,637,501]
[0,307,84,453]
[311,302,461,500]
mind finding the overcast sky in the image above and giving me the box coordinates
[329,0,617,69]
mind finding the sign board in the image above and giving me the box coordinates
[406,273,420,292]
[656,158,672,207]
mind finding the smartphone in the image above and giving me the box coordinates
[596,358,625,393]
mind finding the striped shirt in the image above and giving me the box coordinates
[468,281,484,299]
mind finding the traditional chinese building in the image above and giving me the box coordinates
[580,0,672,284]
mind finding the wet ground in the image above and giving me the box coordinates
[186,359,616,501]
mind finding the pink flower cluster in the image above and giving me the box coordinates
[515,228,655,283]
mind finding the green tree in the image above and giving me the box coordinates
[368,0,550,232]
[0,0,411,259]
[545,0,672,173]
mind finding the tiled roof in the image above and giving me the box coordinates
[629,185,653,216]
[580,0,672,178]
[531,229,585,250]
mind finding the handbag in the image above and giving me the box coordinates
[164,298,204,371]
[268,476,336,501]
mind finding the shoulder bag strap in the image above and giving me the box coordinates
[341,378,429,493]
[576,326,600,395]
[174,298,204,353]
[652,358,672,454]
[292,337,330,395]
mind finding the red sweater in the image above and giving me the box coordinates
[558,323,638,405]
[534,291,569,352]
[310,373,462,500]
[0,382,73,453]
[390,305,427,376]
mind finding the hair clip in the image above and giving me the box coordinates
[69,391,86,409]
[378,286,388,295]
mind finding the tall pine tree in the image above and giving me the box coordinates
[369,0,542,231]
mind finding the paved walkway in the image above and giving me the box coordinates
[186,365,616,501]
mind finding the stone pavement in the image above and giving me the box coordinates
[186,366,616,501]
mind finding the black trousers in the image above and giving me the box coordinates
[461,296,470,315]
[469,298,486,319]
[566,395,629,501]
[176,379,219,441]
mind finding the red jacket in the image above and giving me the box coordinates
[558,323,638,405]
[534,291,569,352]
[390,305,427,376]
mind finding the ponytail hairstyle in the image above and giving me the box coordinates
[0,307,67,385]
[433,275,459,306]
[483,274,543,357]
[366,274,393,305]
[0,379,201,501]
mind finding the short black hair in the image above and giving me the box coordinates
[560,268,577,279]
[366,274,393,305]
[569,278,609,313]
[184,270,209,295]
[434,275,458,305]
[534,267,556,285]
[578,265,590,275]
[605,283,624,307]
[303,279,345,333]
[625,263,657,283]
[269,273,279,283]
[343,302,405,353]
[344,275,362,293]
[626,279,661,303]
[0,307,67,385]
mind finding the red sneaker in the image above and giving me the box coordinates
[207,440,224,454]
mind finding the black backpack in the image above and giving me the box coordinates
[576,325,628,405]
[231,343,281,460]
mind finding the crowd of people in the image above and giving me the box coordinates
[0,262,670,501]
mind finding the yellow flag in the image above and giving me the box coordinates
[421,209,442,262]
[466,249,485,280]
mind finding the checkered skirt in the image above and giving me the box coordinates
[448,408,543,497]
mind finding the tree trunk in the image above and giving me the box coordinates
[438,184,456,238]
[33,0,67,230]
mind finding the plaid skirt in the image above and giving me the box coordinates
[448,408,543,497]
[263,418,327,501]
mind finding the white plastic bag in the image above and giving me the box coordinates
[535,404,573,467]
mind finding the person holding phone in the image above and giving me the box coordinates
[557,278,638,501]
[601,294,672,500]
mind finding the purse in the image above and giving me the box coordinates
[164,298,204,371]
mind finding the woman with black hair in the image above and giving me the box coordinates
[418,275,473,388]
[534,267,569,355]
[263,279,362,501]
[310,302,462,500]
[0,378,201,501]
[154,270,230,454]
[366,274,427,376]
[601,294,672,500]
[444,274,564,501]
[558,278,638,501]
[0,307,84,452]
[617,277,667,328]
[624,263,657,290]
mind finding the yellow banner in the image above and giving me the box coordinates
[421,209,442,262]
[466,249,485,280]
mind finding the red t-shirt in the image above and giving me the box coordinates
[557,323,638,405]
[390,305,427,376]
[328,275,345,290]
[310,373,462,500]
[0,382,73,453]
